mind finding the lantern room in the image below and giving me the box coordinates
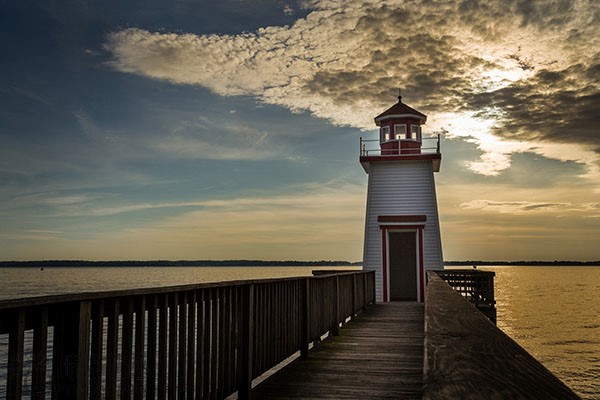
[375,95,426,155]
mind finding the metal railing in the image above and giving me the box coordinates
[360,134,440,157]
[0,271,376,400]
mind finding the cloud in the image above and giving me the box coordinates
[149,114,278,160]
[76,201,207,217]
[43,195,96,206]
[0,232,63,241]
[152,134,272,160]
[74,107,279,161]
[460,199,600,215]
[283,5,294,16]
[103,0,600,180]
[1,187,367,260]
[110,189,365,259]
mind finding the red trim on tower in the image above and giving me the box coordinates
[379,219,426,303]
[381,229,388,302]
[378,215,427,223]
[379,224,425,230]
[360,154,441,163]
[419,229,425,303]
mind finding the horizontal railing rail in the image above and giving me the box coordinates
[423,271,580,399]
[359,135,440,157]
[0,271,376,400]
[433,269,495,305]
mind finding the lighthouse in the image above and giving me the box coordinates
[360,95,443,303]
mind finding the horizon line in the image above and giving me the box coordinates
[1,259,599,265]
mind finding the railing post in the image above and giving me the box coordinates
[7,308,25,400]
[488,274,495,304]
[121,299,134,400]
[332,276,340,336]
[238,284,254,400]
[51,301,92,400]
[362,273,367,310]
[370,271,376,304]
[351,274,356,320]
[301,278,310,359]
[168,294,178,400]
[32,306,48,400]
[134,297,146,400]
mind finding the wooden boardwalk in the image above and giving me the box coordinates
[251,302,424,399]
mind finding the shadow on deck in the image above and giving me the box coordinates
[251,302,424,399]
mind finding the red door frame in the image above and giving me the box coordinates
[378,215,426,302]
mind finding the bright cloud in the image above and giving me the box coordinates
[104,0,600,181]
[461,200,572,213]
[460,199,600,216]
[429,111,600,179]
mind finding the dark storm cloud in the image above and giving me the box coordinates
[304,31,484,113]
[510,0,575,27]
[467,62,600,149]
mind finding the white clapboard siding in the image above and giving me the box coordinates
[362,160,443,302]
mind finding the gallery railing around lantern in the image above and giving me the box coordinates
[359,134,440,157]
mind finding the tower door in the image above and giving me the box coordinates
[388,231,417,300]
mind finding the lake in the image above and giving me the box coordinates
[0,265,598,399]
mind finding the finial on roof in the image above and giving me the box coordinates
[398,87,402,102]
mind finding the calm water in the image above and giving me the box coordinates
[0,266,361,300]
[0,265,598,399]
[482,266,600,399]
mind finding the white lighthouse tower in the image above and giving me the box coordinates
[360,94,443,303]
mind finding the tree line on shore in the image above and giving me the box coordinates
[0,260,361,268]
[444,260,600,266]
[0,259,598,268]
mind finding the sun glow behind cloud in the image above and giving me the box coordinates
[104,0,600,185]
[480,65,535,92]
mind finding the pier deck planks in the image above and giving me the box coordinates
[251,302,424,399]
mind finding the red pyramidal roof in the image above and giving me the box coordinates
[374,96,427,125]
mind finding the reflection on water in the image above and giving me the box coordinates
[482,266,600,400]
[0,266,361,301]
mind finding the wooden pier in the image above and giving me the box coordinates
[0,269,581,399]
[251,302,424,399]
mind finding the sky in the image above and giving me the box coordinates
[1,0,599,262]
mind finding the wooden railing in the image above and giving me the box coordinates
[423,272,580,399]
[433,269,496,322]
[0,271,375,400]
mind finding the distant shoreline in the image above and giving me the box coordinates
[0,260,361,268]
[444,260,600,267]
[0,259,599,268]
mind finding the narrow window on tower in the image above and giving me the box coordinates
[394,124,407,139]
[411,125,422,141]
[381,126,391,142]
